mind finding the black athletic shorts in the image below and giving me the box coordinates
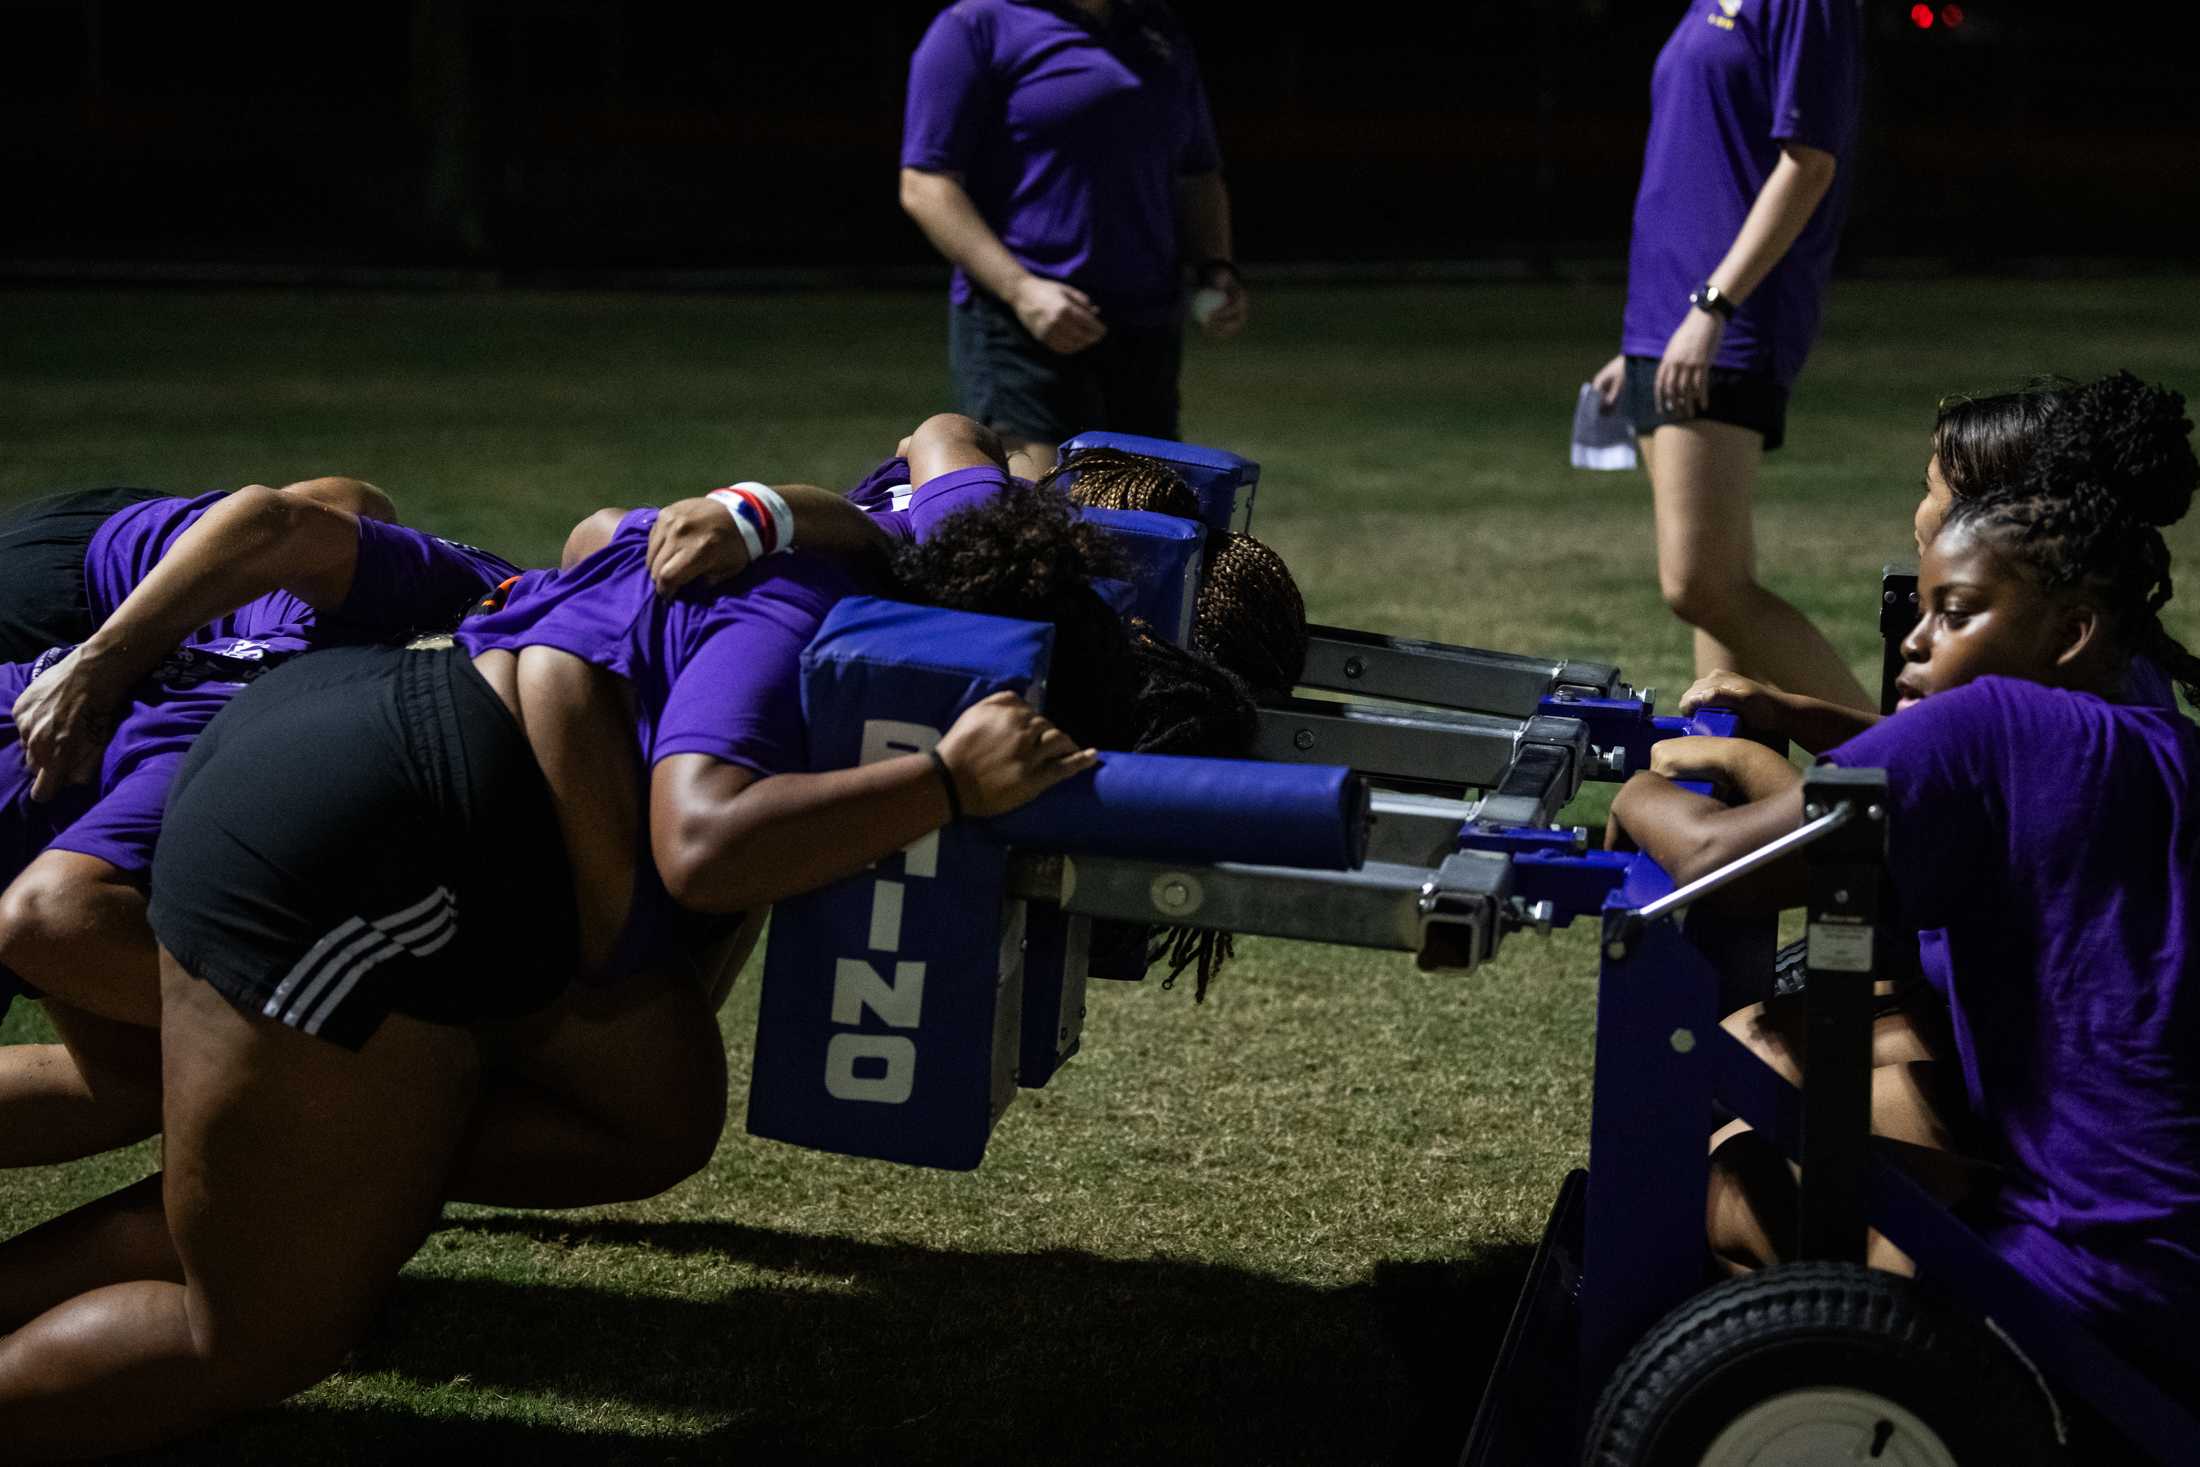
[1622,356,1790,453]
[150,644,576,1050]
[949,289,1184,445]
[0,486,169,662]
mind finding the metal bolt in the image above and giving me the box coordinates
[1058,1026,1069,1043]
[1605,940,1628,961]
[1670,1027,1696,1054]
[1343,655,1365,679]
[1293,729,1315,751]
[1804,802,1825,819]
[1883,590,1898,605]
[1834,888,1851,905]
[1867,803,1885,822]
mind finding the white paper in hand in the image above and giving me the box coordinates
[1571,382,1638,471]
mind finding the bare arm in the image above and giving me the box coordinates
[651,692,1096,913]
[643,484,892,599]
[1174,170,1248,337]
[1610,770,1810,912]
[1657,142,1839,414]
[11,485,365,795]
[899,167,1105,354]
[1678,671,1881,755]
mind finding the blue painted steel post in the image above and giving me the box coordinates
[1578,908,1720,1396]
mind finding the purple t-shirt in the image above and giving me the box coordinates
[1824,677,2200,1379]
[903,0,1222,328]
[1620,0,1860,389]
[850,462,1017,543]
[453,511,861,972]
[3,516,517,879]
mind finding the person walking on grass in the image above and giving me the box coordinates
[899,0,1248,481]
[1591,0,1869,711]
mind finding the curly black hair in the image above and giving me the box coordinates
[1932,375,2077,499]
[887,482,1261,759]
[1939,370,2200,704]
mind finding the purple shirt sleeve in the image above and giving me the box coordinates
[651,610,811,776]
[1819,684,2007,930]
[1769,0,1862,153]
[908,464,1012,540]
[334,518,520,639]
[902,5,994,173]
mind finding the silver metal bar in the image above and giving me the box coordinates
[1300,624,1625,716]
[1366,791,1473,866]
[1253,698,1531,789]
[1635,802,1855,923]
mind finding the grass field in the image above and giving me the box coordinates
[3,278,2198,1464]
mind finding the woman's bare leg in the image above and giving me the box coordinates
[0,952,478,1461]
[458,967,726,1208]
[1644,420,1871,711]
[0,998,162,1168]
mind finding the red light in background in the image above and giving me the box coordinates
[1940,3,1965,25]
[1910,2,1935,26]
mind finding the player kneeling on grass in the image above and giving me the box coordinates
[1608,372,2200,1399]
[0,416,1262,1460]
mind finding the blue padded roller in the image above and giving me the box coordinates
[1076,506,1204,645]
[981,753,1367,871]
[1057,431,1260,534]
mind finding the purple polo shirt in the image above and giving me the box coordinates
[903,0,1222,327]
[454,511,861,973]
[848,461,1017,543]
[2,517,517,880]
[1824,677,2200,1384]
[1620,0,1860,389]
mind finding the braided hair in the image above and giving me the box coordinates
[1042,447,1203,519]
[1939,371,2200,705]
[1051,447,1310,696]
[1931,376,2076,498]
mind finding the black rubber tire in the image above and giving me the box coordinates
[1582,1262,2064,1467]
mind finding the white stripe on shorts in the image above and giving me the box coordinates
[273,887,459,1033]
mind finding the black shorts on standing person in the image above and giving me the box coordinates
[950,287,1186,444]
[1621,356,1789,453]
[0,486,168,661]
[149,643,576,1051]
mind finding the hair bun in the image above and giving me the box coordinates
[2041,370,2199,529]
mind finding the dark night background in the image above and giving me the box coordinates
[2,0,2195,282]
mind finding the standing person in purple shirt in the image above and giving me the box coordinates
[1590,0,1869,712]
[900,0,1248,480]
[1613,373,2200,1398]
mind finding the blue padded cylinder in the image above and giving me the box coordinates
[981,754,1368,871]
[1076,507,1204,645]
[1057,431,1260,534]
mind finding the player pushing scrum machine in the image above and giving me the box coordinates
[0,415,1270,1458]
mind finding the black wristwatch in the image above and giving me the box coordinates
[1689,281,1737,321]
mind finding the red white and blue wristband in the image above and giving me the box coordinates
[707,482,795,562]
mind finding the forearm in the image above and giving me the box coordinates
[658,757,952,913]
[1174,171,1234,268]
[1612,773,1808,907]
[899,168,1031,304]
[1706,144,1838,304]
[74,486,359,687]
[773,485,890,555]
[1773,693,1881,755]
